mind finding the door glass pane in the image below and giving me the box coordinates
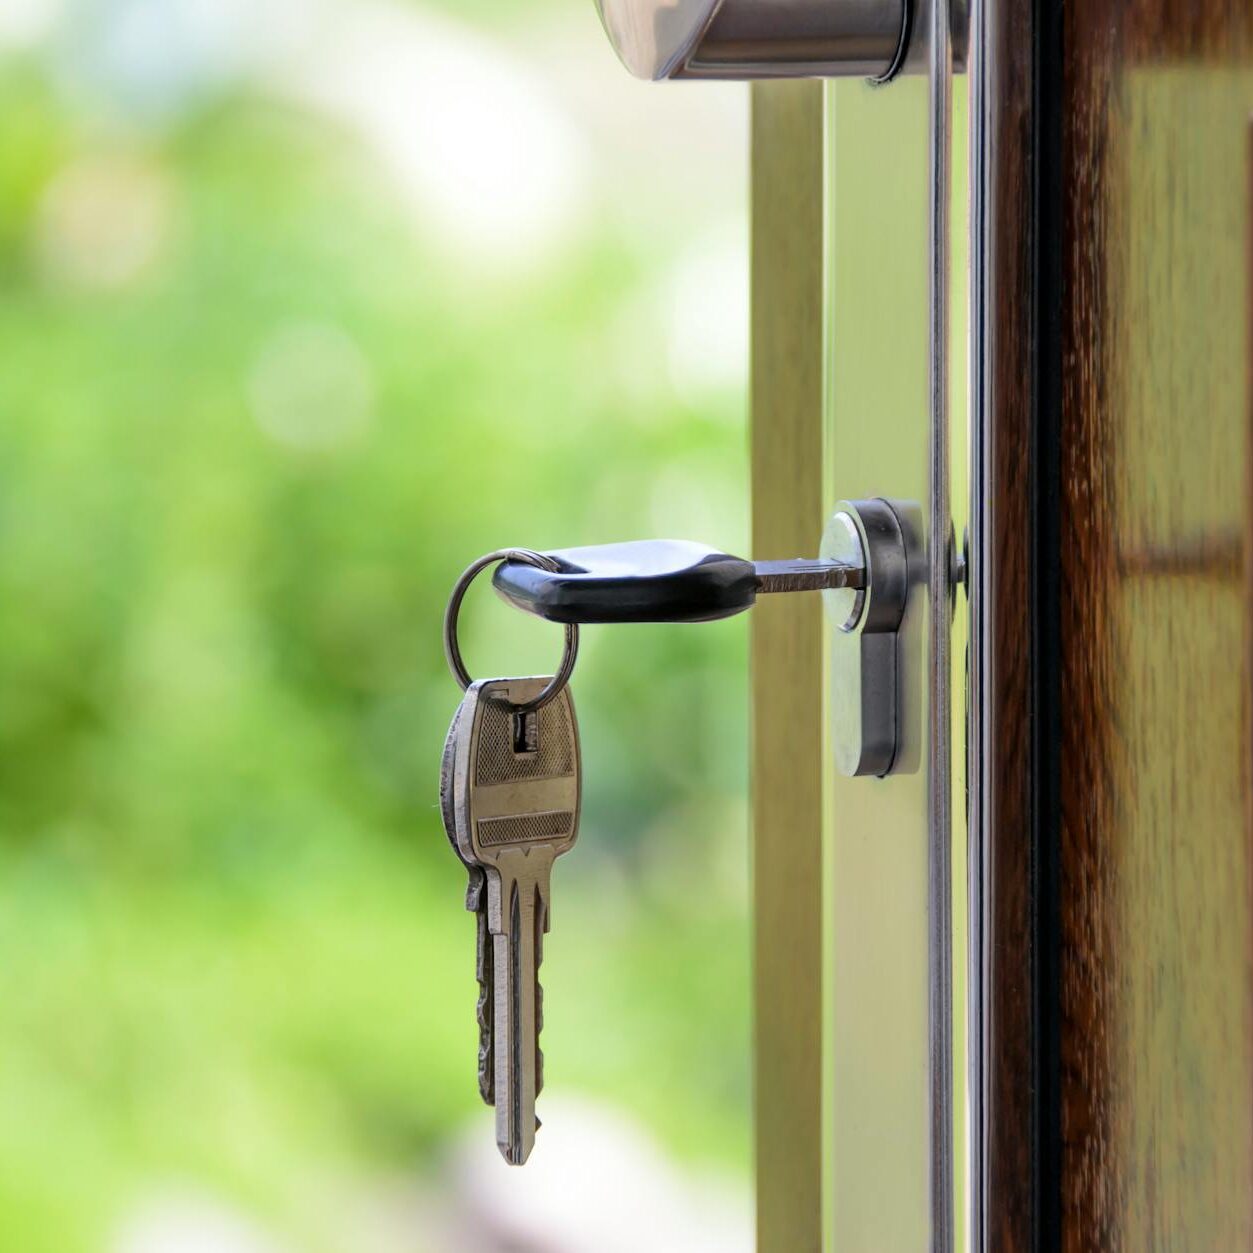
[821,73,969,1251]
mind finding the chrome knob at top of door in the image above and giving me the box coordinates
[595,0,908,81]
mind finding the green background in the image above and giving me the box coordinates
[0,2,751,1247]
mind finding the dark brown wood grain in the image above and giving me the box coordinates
[1058,3,1253,1250]
[980,1,1253,1249]
[971,0,1040,1243]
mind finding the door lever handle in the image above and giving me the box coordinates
[492,540,862,625]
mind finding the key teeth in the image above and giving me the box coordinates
[535,912,545,1097]
[536,979,544,1097]
[477,992,494,1106]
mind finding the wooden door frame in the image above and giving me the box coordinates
[968,0,1046,1244]
[973,1,1253,1248]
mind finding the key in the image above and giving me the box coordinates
[442,675,581,1165]
[440,693,494,1105]
[491,539,863,624]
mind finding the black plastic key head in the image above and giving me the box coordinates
[492,540,759,624]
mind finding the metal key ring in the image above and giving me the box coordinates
[443,548,579,713]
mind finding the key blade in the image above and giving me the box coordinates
[753,556,864,593]
[490,855,552,1165]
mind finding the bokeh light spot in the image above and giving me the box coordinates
[33,153,175,292]
[248,322,375,453]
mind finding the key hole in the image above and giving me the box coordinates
[512,710,539,755]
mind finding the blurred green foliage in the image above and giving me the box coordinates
[0,8,749,1248]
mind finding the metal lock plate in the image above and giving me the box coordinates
[822,498,921,777]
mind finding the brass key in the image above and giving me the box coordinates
[441,676,581,1165]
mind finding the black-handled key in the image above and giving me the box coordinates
[492,540,863,625]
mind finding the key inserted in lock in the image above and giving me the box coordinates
[492,539,862,625]
[492,498,921,778]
